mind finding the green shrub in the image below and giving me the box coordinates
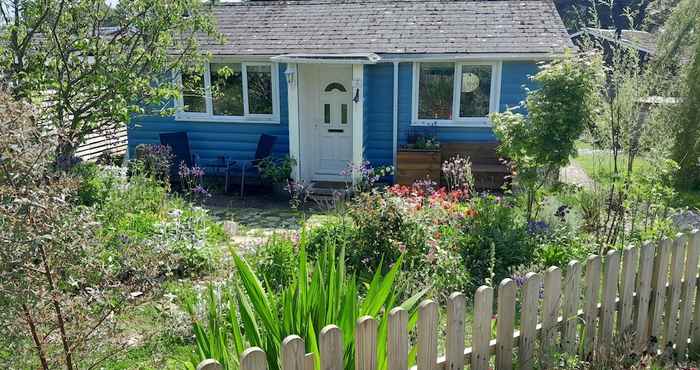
[72,163,125,206]
[253,235,297,291]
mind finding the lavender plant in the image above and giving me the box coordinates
[442,155,474,194]
[178,162,210,203]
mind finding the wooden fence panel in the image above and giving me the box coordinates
[582,255,601,359]
[417,301,438,370]
[496,279,516,370]
[519,272,541,370]
[679,230,700,354]
[241,347,268,370]
[472,286,493,370]
[445,293,465,370]
[199,232,700,370]
[282,336,306,370]
[542,267,562,368]
[619,246,639,335]
[356,316,378,370]
[562,260,582,354]
[388,308,408,370]
[664,234,687,346]
[635,242,655,350]
[649,238,672,352]
[320,326,343,370]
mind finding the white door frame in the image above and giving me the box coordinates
[286,63,364,184]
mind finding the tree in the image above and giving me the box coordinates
[671,36,700,188]
[491,52,605,221]
[0,0,218,163]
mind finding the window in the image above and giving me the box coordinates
[413,61,501,126]
[177,61,279,123]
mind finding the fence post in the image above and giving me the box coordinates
[635,242,655,350]
[519,272,541,370]
[649,238,672,353]
[197,359,223,370]
[388,308,408,370]
[241,347,268,370]
[496,279,516,370]
[597,250,620,360]
[282,336,306,370]
[356,316,378,370]
[446,293,465,370]
[472,286,493,370]
[562,260,581,354]
[542,266,562,368]
[582,255,601,360]
[680,230,700,355]
[664,234,687,347]
[417,300,438,370]
[320,326,343,370]
[618,246,639,335]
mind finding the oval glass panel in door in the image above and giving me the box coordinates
[324,103,331,124]
[341,104,348,124]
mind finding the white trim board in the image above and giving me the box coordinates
[411,60,502,127]
[286,63,301,181]
[352,64,364,184]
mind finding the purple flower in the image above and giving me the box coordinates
[193,185,211,197]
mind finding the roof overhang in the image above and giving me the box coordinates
[270,53,381,64]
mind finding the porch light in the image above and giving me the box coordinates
[284,68,296,86]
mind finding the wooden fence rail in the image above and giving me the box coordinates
[198,230,700,370]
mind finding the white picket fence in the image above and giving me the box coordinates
[198,230,700,370]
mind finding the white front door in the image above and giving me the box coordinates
[314,65,353,180]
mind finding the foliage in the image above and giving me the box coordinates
[179,162,211,203]
[253,235,298,291]
[0,90,158,369]
[257,156,297,184]
[134,143,175,186]
[671,35,700,188]
[72,162,126,206]
[182,243,427,370]
[0,0,217,161]
[492,52,604,220]
[341,161,394,193]
[441,155,474,195]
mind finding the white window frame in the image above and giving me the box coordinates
[175,60,280,124]
[411,61,502,127]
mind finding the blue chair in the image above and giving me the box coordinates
[159,132,235,190]
[234,134,277,197]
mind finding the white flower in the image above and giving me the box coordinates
[168,209,182,218]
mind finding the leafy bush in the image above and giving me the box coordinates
[253,235,297,291]
[257,155,296,184]
[133,143,174,185]
[72,162,126,206]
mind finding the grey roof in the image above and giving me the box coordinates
[199,0,573,56]
[578,28,657,54]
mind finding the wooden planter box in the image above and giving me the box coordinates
[396,149,441,186]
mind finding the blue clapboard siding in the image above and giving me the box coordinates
[127,64,290,164]
[363,63,395,167]
[397,61,539,145]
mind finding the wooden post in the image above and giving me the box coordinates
[241,347,268,370]
[356,316,378,370]
[197,359,223,370]
[542,267,562,368]
[320,326,343,370]
[597,250,620,360]
[562,260,582,354]
[582,255,601,360]
[681,230,700,355]
[496,279,516,370]
[635,242,655,350]
[618,246,639,335]
[519,272,541,370]
[472,286,493,370]
[664,234,687,347]
[417,300,438,370]
[388,308,408,370]
[445,293,465,370]
[282,336,306,370]
[649,238,672,352]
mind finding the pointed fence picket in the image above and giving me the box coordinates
[199,230,700,370]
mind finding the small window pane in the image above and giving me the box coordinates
[211,63,244,116]
[341,104,348,124]
[459,65,492,117]
[247,64,273,114]
[182,69,206,113]
[324,104,331,124]
[418,63,454,120]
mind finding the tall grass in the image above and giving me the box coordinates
[182,242,427,370]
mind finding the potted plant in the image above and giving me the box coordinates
[256,156,297,199]
[397,128,441,185]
